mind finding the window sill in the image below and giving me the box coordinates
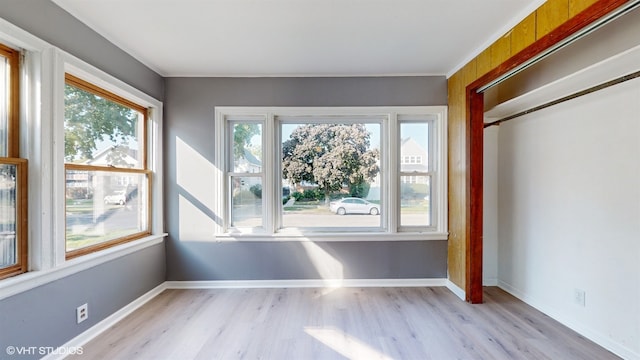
[0,233,167,301]
[214,231,448,242]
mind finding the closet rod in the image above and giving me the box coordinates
[484,69,640,128]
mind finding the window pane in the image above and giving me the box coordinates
[0,164,16,269]
[231,176,262,228]
[400,175,431,227]
[66,170,148,252]
[281,122,381,229]
[232,123,262,173]
[0,55,8,157]
[64,83,144,168]
[400,122,429,173]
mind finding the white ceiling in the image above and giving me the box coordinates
[52,0,544,78]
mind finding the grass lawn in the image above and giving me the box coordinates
[66,228,139,251]
[284,200,333,214]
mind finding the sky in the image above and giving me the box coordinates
[281,122,429,151]
[244,121,430,162]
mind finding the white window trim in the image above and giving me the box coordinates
[214,106,447,242]
[0,17,166,299]
[398,117,441,231]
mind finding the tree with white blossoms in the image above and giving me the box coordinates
[282,124,380,205]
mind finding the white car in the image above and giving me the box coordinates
[330,197,380,215]
[104,190,126,205]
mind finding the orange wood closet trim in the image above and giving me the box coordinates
[463,0,631,303]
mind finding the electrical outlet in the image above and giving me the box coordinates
[77,303,88,323]
[574,289,586,307]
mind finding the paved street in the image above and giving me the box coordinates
[66,203,141,237]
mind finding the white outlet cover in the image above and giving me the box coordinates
[77,303,88,323]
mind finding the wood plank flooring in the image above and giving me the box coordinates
[70,286,620,360]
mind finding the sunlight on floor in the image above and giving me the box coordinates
[304,327,394,360]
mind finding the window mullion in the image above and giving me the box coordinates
[388,112,398,233]
[264,114,274,234]
[435,112,447,234]
[52,56,67,267]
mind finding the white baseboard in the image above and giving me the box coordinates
[43,282,168,360]
[445,279,466,300]
[165,278,447,289]
[498,280,640,360]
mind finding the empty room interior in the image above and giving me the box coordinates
[0,0,639,359]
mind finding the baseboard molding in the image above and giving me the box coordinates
[165,278,447,289]
[43,282,168,360]
[445,280,466,300]
[498,280,640,360]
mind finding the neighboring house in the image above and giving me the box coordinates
[366,137,427,200]
[235,149,262,174]
[87,145,139,168]
[66,146,141,199]
[233,149,262,194]
[400,137,428,184]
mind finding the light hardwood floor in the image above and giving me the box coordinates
[70,287,620,359]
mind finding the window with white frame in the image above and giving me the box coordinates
[399,120,432,228]
[215,107,447,239]
[280,118,382,230]
[229,120,263,228]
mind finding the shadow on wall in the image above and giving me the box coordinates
[169,135,446,282]
[176,136,221,239]
[172,135,341,282]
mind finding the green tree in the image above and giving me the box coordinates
[282,124,379,204]
[233,123,260,161]
[64,84,139,162]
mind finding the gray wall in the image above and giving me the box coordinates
[0,2,165,358]
[164,76,448,281]
[0,0,164,100]
[0,244,165,358]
